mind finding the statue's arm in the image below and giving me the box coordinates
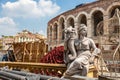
[90,39,101,56]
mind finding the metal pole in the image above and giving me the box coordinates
[0,71,27,80]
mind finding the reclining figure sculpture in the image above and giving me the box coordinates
[62,24,100,79]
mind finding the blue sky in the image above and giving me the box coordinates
[0,0,96,37]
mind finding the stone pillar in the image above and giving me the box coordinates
[87,17,93,38]
[48,27,51,49]
[103,15,109,35]
[74,20,79,29]
[64,20,67,28]
[51,26,54,46]
[74,20,79,38]
[47,28,50,51]
[57,23,60,45]
[64,20,67,39]
[48,29,50,43]
[48,28,51,50]
[47,27,49,45]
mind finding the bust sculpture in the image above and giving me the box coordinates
[62,24,100,78]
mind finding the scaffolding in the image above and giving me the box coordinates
[13,40,47,62]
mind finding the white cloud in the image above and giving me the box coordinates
[2,0,60,18]
[0,17,19,36]
[38,30,46,36]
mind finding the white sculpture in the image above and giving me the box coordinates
[62,24,100,78]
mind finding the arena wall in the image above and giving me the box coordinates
[47,0,120,50]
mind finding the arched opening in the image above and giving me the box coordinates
[92,10,103,36]
[50,47,52,51]
[50,26,52,43]
[47,27,49,42]
[54,23,58,40]
[109,6,120,18]
[78,14,87,25]
[59,18,65,41]
[67,17,74,28]
[108,6,120,34]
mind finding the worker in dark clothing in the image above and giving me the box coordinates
[2,53,9,61]
[8,50,16,61]
[2,45,16,61]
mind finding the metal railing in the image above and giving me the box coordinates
[0,62,97,78]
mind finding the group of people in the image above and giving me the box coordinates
[2,50,15,61]
[0,46,15,62]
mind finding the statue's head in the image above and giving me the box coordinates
[78,24,87,36]
[64,26,76,38]
[64,26,75,33]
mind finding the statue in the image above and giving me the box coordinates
[62,24,100,78]
[64,26,77,67]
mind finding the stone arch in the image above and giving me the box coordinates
[90,7,105,16]
[58,16,65,41]
[107,2,120,18]
[90,8,104,36]
[58,15,66,22]
[76,12,88,26]
[53,21,58,25]
[66,15,75,28]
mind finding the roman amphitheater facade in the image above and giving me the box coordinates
[47,0,120,50]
